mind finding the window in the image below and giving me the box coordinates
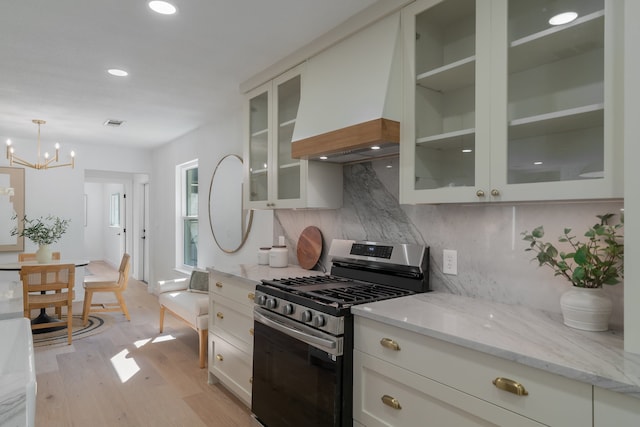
[109,193,120,226]
[177,160,198,268]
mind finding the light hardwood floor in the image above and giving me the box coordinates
[34,261,253,427]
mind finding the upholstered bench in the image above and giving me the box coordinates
[157,270,209,368]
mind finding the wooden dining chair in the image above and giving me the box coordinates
[19,251,63,318]
[82,253,131,326]
[20,264,75,345]
[18,252,61,261]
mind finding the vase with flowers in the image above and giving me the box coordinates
[10,215,70,263]
[521,213,624,331]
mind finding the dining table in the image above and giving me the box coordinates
[0,259,89,332]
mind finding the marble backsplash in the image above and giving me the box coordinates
[274,157,625,330]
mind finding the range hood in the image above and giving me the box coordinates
[291,13,402,164]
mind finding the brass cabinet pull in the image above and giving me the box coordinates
[476,189,485,197]
[493,377,528,396]
[248,292,255,301]
[490,189,500,197]
[216,354,224,362]
[381,395,402,410]
[380,337,401,351]
[216,312,224,319]
[249,328,254,336]
[215,281,223,288]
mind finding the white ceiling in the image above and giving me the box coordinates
[0,0,378,152]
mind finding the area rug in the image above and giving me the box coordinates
[32,314,112,347]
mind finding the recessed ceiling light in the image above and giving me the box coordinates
[462,149,473,153]
[149,1,177,15]
[319,156,328,160]
[534,161,543,165]
[549,12,578,26]
[107,69,128,77]
[371,146,381,150]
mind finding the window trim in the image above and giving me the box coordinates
[176,159,198,271]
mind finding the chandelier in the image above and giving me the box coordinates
[6,119,75,170]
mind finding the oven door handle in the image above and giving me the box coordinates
[254,307,339,353]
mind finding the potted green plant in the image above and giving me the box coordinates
[10,215,70,263]
[521,213,624,331]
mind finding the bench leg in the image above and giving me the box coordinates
[199,329,207,369]
[159,305,165,333]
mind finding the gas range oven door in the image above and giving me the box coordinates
[252,306,348,427]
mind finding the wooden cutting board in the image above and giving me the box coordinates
[296,226,323,270]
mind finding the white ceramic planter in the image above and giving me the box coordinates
[560,287,613,331]
[36,244,51,263]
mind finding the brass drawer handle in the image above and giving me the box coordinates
[380,337,401,351]
[216,354,224,362]
[381,395,402,410]
[476,189,485,197]
[249,328,254,336]
[248,292,255,301]
[493,377,528,396]
[215,281,223,288]
[216,312,224,319]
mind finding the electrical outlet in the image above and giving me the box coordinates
[443,249,457,275]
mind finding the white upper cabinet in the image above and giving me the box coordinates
[244,64,342,209]
[400,0,623,204]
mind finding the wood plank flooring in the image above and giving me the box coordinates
[33,261,253,427]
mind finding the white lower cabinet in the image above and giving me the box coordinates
[207,269,257,407]
[594,386,640,426]
[353,316,592,427]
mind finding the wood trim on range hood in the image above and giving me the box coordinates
[291,118,399,160]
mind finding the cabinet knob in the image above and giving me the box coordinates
[216,312,224,320]
[249,328,254,336]
[248,292,255,301]
[490,189,500,197]
[380,337,401,351]
[493,377,528,396]
[215,281,223,288]
[216,354,224,362]
[249,377,253,384]
[381,395,402,410]
[476,189,485,197]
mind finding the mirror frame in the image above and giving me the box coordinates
[208,154,254,253]
[0,166,25,252]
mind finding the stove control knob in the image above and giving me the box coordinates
[256,295,267,306]
[283,304,295,315]
[313,314,326,328]
[266,298,278,310]
[301,310,313,323]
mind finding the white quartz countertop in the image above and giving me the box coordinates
[207,263,325,283]
[351,292,640,398]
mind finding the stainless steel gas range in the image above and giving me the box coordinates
[251,239,430,427]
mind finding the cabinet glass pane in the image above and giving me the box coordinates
[276,75,301,200]
[413,0,476,190]
[507,0,605,184]
[249,91,269,202]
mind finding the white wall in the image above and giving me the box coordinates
[149,103,273,292]
[0,144,151,288]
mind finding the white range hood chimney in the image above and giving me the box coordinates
[291,13,402,163]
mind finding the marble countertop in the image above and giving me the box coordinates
[351,292,640,398]
[207,263,325,283]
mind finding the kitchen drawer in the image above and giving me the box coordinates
[354,317,592,427]
[209,332,252,407]
[209,270,257,307]
[210,295,254,353]
[354,350,543,427]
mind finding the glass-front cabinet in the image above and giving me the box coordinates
[400,0,623,204]
[244,64,342,209]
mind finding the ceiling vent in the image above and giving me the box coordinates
[103,119,124,127]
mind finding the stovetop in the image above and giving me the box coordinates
[261,275,415,307]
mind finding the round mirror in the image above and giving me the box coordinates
[208,154,253,253]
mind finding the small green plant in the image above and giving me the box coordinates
[521,213,624,288]
[10,214,70,246]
